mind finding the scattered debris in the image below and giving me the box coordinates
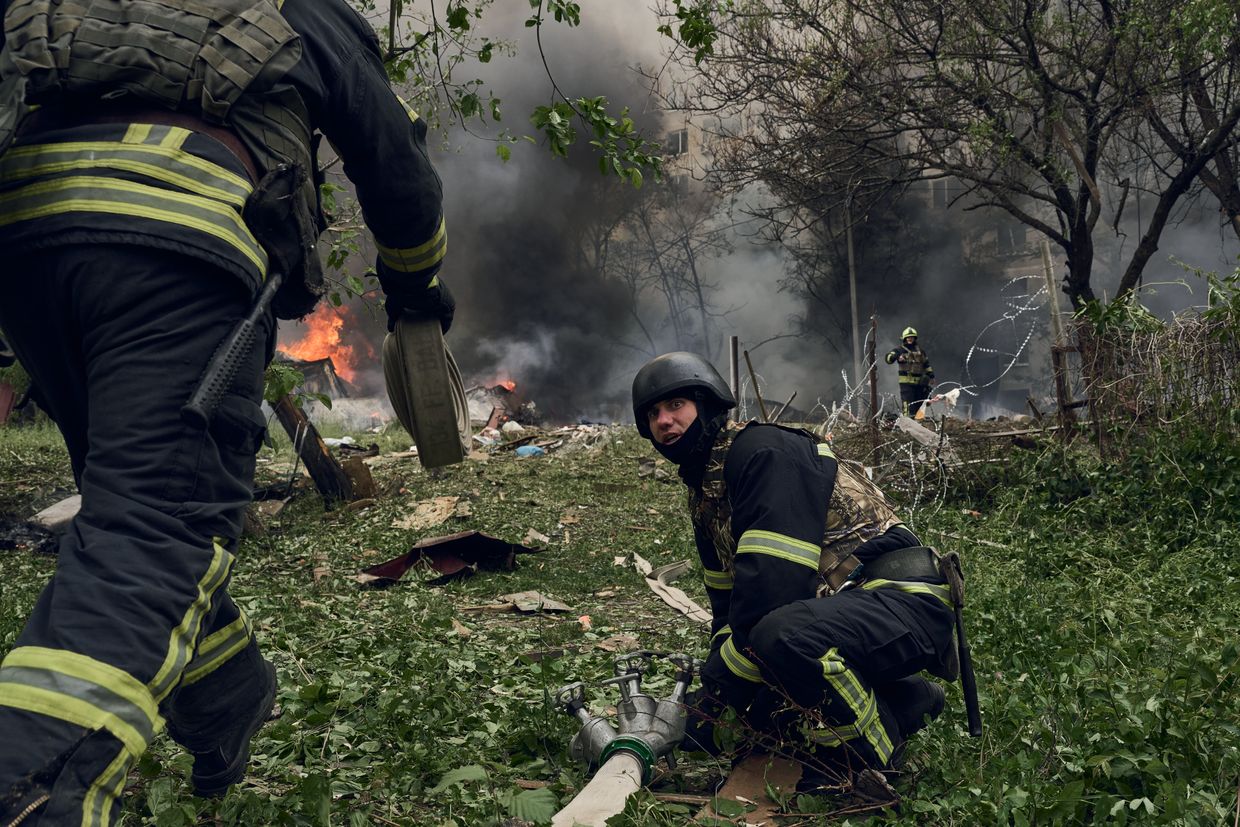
[356,530,540,587]
[450,618,472,639]
[695,752,801,823]
[524,528,551,546]
[501,420,525,435]
[578,614,592,631]
[392,496,461,531]
[0,519,57,555]
[514,445,545,458]
[32,494,80,534]
[461,590,573,614]
[312,552,331,582]
[596,633,639,652]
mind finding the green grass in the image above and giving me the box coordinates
[1,420,1237,826]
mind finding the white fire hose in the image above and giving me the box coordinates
[550,751,644,827]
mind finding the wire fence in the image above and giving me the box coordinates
[1075,316,1240,445]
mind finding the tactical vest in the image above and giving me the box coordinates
[0,0,325,318]
[896,346,931,384]
[688,422,902,595]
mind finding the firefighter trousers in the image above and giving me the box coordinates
[0,245,275,825]
[746,584,955,775]
[899,384,931,417]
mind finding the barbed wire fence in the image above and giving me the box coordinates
[736,274,1064,525]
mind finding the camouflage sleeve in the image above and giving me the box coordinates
[694,524,733,642]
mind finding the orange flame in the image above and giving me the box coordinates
[283,304,358,382]
[495,379,517,392]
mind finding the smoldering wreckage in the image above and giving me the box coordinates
[0,309,1064,824]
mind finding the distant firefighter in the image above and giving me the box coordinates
[885,327,935,416]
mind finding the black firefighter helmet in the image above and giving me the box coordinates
[632,352,735,439]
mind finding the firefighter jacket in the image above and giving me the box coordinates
[0,0,444,319]
[884,343,934,385]
[687,421,929,701]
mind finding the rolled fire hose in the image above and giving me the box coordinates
[550,751,644,827]
[381,315,470,468]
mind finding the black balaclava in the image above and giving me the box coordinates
[649,391,729,488]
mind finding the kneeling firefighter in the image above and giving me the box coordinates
[0,0,451,821]
[632,352,976,794]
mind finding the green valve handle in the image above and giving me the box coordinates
[598,735,656,785]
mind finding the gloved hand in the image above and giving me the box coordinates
[383,277,455,334]
[680,687,729,755]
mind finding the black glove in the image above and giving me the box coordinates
[383,277,455,334]
[681,687,729,755]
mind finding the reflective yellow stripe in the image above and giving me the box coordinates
[1,153,250,208]
[703,568,733,590]
[861,578,953,608]
[181,610,252,687]
[817,443,835,458]
[123,124,152,144]
[819,647,894,764]
[737,529,820,571]
[82,746,129,827]
[396,95,422,123]
[1,646,160,737]
[0,177,266,273]
[148,541,233,702]
[2,139,252,194]
[720,637,762,683]
[711,624,732,645]
[376,215,447,274]
[159,126,190,149]
[0,684,149,757]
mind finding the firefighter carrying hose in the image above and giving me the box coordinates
[0,0,452,821]
[631,353,964,800]
[885,327,935,417]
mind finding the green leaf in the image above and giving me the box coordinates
[712,798,749,817]
[429,764,489,794]
[506,787,558,824]
[497,144,511,162]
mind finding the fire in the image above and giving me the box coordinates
[496,379,517,392]
[282,304,358,382]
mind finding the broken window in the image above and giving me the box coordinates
[664,128,689,156]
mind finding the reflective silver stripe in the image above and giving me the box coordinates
[720,637,762,683]
[147,541,233,702]
[861,579,953,608]
[819,647,894,764]
[0,647,161,758]
[703,568,733,590]
[810,719,866,747]
[817,443,835,458]
[376,216,447,274]
[737,529,820,571]
[181,610,252,687]
[1,139,253,206]
[82,746,130,827]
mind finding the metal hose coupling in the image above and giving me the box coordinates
[556,681,619,766]
[598,735,658,785]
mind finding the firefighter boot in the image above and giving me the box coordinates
[880,676,946,739]
[166,641,277,798]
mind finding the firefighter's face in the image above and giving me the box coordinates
[904,336,917,347]
[647,397,698,446]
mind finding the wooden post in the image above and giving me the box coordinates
[742,350,770,422]
[1041,240,1075,438]
[868,315,879,454]
[728,336,740,402]
[272,394,353,506]
[771,392,797,423]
